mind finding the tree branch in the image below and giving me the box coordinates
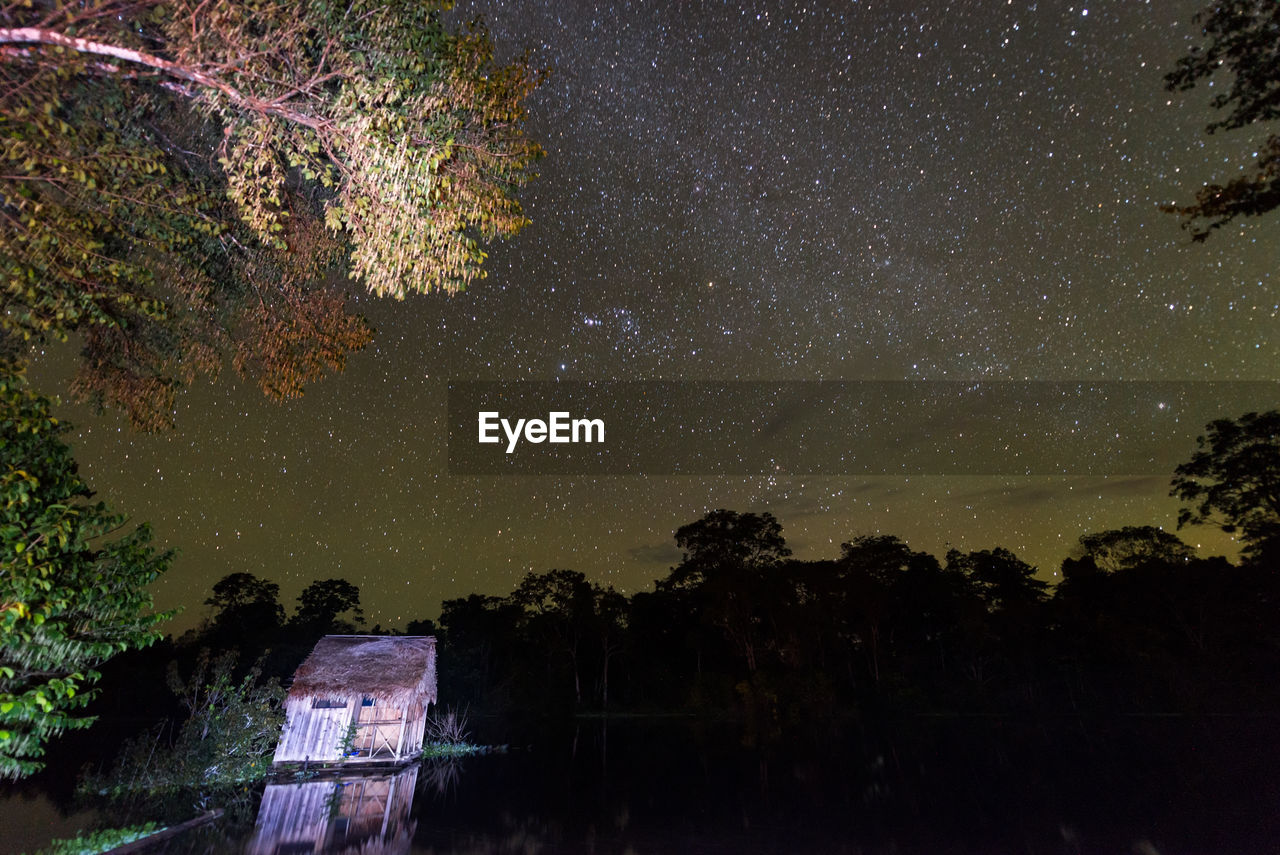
[0,27,329,131]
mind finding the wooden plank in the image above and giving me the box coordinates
[393,712,407,760]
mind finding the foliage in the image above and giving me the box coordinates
[1073,526,1196,574]
[663,511,793,676]
[25,822,160,855]
[336,719,359,760]
[664,509,790,591]
[0,371,170,779]
[292,577,364,634]
[425,506,1278,718]
[1171,410,1280,561]
[512,569,594,704]
[1164,0,1280,239]
[0,0,543,428]
[206,572,284,620]
[945,547,1047,611]
[153,406,1280,725]
[203,572,285,647]
[88,650,283,796]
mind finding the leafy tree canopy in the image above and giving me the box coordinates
[1164,0,1280,239]
[292,577,364,633]
[1073,526,1196,574]
[513,569,594,619]
[1171,410,1280,562]
[838,534,934,583]
[204,571,286,640]
[206,572,282,614]
[663,509,790,592]
[945,547,1047,611]
[0,370,170,778]
[0,0,543,428]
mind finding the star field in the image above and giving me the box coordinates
[33,0,1278,630]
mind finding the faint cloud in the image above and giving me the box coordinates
[626,542,683,565]
[959,476,1170,507]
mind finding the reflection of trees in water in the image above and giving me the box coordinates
[420,756,464,796]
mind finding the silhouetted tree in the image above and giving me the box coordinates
[1074,527,1196,574]
[835,535,935,686]
[405,618,438,636]
[292,578,365,634]
[1171,410,1280,563]
[1164,1,1280,239]
[592,585,628,711]
[204,572,286,647]
[513,569,596,707]
[945,547,1047,612]
[943,548,1049,699]
[438,594,526,710]
[663,511,792,675]
[664,510,790,591]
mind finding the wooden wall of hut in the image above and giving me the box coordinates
[273,696,356,764]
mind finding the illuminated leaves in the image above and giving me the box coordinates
[0,0,541,427]
[0,373,171,778]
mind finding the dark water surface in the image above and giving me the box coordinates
[5,715,1279,854]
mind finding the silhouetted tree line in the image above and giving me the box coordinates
[77,410,1280,766]
[130,510,1280,741]
[421,517,1277,727]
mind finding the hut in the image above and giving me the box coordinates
[273,635,437,766]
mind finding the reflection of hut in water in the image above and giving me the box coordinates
[273,635,437,766]
[248,765,418,855]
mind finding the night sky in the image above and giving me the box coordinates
[31,0,1279,631]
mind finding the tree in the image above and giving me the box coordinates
[0,0,543,428]
[0,371,170,778]
[292,577,364,634]
[592,584,627,711]
[512,569,595,706]
[206,572,284,623]
[945,547,1047,611]
[836,535,959,686]
[838,534,924,584]
[202,572,285,649]
[1073,526,1196,574]
[1171,410,1280,562]
[89,649,284,795]
[663,509,790,591]
[437,593,525,708]
[1164,1,1280,239]
[662,511,792,674]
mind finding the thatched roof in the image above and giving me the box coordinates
[286,635,436,710]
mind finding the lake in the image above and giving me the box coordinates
[4,714,1279,853]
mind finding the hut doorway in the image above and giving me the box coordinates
[351,697,407,759]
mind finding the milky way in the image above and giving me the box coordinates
[34,0,1278,629]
